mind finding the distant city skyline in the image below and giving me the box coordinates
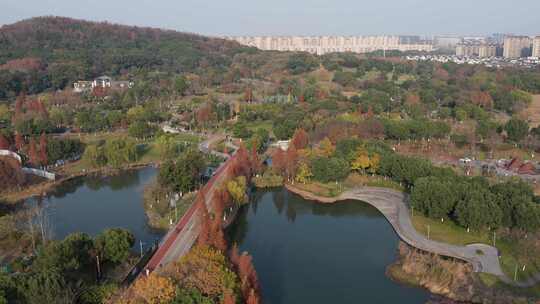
[1,0,540,37]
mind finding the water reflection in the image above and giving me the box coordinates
[229,188,430,304]
[22,167,163,247]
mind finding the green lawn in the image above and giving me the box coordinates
[62,132,201,175]
[412,214,540,286]
[245,120,273,133]
[293,181,344,198]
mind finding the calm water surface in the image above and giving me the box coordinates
[230,188,430,304]
[26,167,163,246]
[25,170,430,303]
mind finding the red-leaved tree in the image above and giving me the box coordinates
[0,134,9,150]
[272,149,287,177]
[229,244,241,268]
[291,129,309,150]
[14,133,24,152]
[197,193,211,247]
[28,138,39,167]
[246,289,260,304]
[250,145,261,175]
[238,253,260,300]
[285,146,299,180]
[39,133,48,165]
[222,290,236,304]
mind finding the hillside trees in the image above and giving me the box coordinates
[454,188,502,229]
[173,245,239,299]
[504,118,529,142]
[311,157,349,183]
[82,138,137,168]
[287,53,319,75]
[0,16,247,97]
[94,228,135,264]
[158,149,206,193]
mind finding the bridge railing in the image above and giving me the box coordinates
[140,152,238,275]
[0,149,22,163]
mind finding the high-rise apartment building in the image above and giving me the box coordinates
[225,36,433,55]
[503,36,532,58]
[533,36,540,58]
[456,42,497,58]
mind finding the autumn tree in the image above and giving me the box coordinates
[197,193,212,247]
[272,148,287,177]
[285,146,299,180]
[295,162,313,184]
[244,87,253,103]
[250,145,262,175]
[237,253,260,300]
[222,290,236,304]
[14,94,25,122]
[15,133,24,151]
[405,92,421,106]
[0,134,9,150]
[28,138,40,167]
[133,274,176,304]
[291,128,309,150]
[316,137,335,157]
[351,148,380,174]
[229,244,241,268]
[196,103,213,129]
[226,176,248,206]
[471,91,493,109]
[39,133,48,165]
[173,245,239,298]
[351,147,370,172]
[0,157,25,188]
[246,289,260,304]
[211,222,228,253]
[234,144,251,178]
[213,189,227,224]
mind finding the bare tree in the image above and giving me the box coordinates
[22,197,54,252]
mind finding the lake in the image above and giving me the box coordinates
[229,188,430,304]
[25,167,164,249]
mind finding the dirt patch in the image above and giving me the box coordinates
[519,94,540,128]
[387,242,537,304]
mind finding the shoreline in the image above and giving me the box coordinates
[1,161,159,204]
[283,183,538,303]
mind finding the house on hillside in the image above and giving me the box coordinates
[73,76,134,93]
[506,158,523,171]
[93,76,112,88]
[517,162,538,175]
[73,81,92,93]
[271,140,290,151]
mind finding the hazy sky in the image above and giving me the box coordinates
[2,0,540,36]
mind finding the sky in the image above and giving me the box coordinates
[1,0,540,37]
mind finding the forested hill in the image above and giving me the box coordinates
[0,16,250,98]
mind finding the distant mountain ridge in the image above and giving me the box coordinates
[0,16,249,98]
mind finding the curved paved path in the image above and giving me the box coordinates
[286,185,540,287]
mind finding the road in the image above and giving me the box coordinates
[142,134,237,273]
[286,185,540,287]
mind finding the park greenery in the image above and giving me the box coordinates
[2,15,540,303]
[0,228,134,304]
[269,130,540,232]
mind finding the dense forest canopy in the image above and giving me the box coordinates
[0,16,250,98]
